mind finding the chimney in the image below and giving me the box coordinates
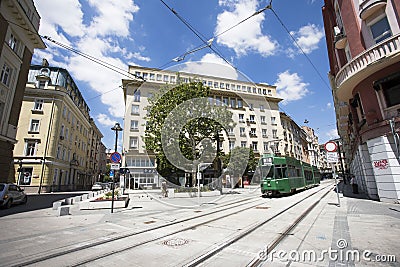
[42,58,49,67]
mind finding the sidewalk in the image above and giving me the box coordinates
[275,181,400,266]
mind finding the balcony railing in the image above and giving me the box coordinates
[336,34,400,90]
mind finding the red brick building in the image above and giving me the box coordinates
[322,0,400,202]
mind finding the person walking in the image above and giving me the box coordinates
[350,175,358,194]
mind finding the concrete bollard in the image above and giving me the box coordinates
[65,198,74,205]
[52,201,63,210]
[168,188,175,198]
[57,205,70,216]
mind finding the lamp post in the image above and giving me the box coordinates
[111,122,123,213]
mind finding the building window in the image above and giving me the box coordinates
[33,99,44,111]
[38,80,46,89]
[149,73,155,80]
[250,128,256,136]
[261,116,266,124]
[131,104,139,114]
[142,73,148,80]
[163,75,169,82]
[240,127,246,136]
[237,99,243,108]
[29,119,40,133]
[229,141,235,150]
[227,127,234,135]
[214,82,218,88]
[226,84,230,90]
[377,75,400,107]
[134,91,141,102]
[216,96,222,106]
[130,120,139,130]
[241,141,247,148]
[271,117,276,125]
[239,114,244,122]
[272,129,277,138]
[249,103,253,110]
[25,141,37,156]
[249,115,255,123]
[130,137,138,149]
[263,142,269,152]
[220,82,225,89]
[262,129,267,138]
[223,97,229,106]
[230,98,236,108]
[170,76,176,83]
[252,141,258,151]
[156,74,162,81]
[0,63,13,87]
[369,16,392,44]
[260,105,264,111]
[8,34,19,52]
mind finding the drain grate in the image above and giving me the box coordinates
[162,238,190,248]
[255,206,270,209]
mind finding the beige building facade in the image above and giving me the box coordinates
[122,66,284,188]
[13,61,105,193]
[0,0,45,182]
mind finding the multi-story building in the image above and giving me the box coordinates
[0,0,45,182]
[280,112,308,161]
[122,66,284,188]
[302,126,320,167]
[322,0,400,202]
[13,60,105,193]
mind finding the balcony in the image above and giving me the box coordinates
[334,33,347,50]
[359,0,387,20]
[335,33,400,101]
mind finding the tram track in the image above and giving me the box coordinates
[182,183,333,267]
[9,194,263,267]
[8,183,334,267]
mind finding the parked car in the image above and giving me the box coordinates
[0,183,27,209]
[91,182,104,191]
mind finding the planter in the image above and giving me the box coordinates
[79,195,130,210]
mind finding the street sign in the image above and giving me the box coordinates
[109,170,114,178]
[110,152,122,163]
[324,141,338,152]
[110,163,120,170]
[327,152,339,163]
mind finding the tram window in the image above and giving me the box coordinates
[266,167,274,178]
[275,165,287,179]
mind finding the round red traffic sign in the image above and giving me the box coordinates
[324,141,338,152]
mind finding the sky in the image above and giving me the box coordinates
[31,0,339,151]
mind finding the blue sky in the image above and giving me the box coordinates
[32,0,339,150]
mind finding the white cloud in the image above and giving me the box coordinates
[215,0,278,57]
[34,1,145,119]
[327,102,332,109]
[96,113,117,127]
[35,0,86,38]
[275,71,310,104]
[288,24,324,56]
[176,53,240,80]
[326,128,339,140]
[86,0,139,37]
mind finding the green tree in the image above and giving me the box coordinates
[144,79,234,185]
[222,147,258,186]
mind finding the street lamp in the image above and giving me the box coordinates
[111,122,123,213]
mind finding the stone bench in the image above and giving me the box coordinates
[57,205,71,216]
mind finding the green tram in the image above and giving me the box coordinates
[260,154,321,196]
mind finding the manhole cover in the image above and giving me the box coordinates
[162,238,189,247]
[255,206,270,209]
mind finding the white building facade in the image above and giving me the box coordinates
[122,66,284,189]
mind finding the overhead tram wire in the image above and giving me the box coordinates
[159,0,238,72]
[156,0,272,73]
[42,36,145,82]
[269,7,332,92]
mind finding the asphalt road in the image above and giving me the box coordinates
[0,192,88,217]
